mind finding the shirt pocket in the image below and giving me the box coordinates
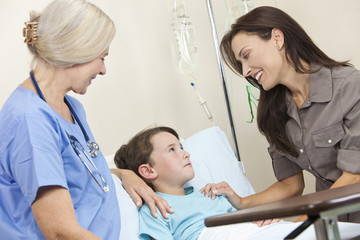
[312,123,345,148]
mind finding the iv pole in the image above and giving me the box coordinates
[205,0,242,164]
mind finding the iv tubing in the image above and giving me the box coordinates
[190,82,214,124]
[205,0,243,168]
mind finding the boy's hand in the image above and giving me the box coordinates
[200,181,242,209]
[111,169,173,219]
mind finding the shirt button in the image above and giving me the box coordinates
[308,166,312,170]
[328,139,332,144]
[300,149,304,153]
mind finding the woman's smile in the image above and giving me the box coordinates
[254,70,263,83]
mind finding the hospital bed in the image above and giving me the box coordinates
[205,182,360,240]
[106,127,360,240]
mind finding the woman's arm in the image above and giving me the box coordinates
[330,171,360,189]
[31,186,101,240]
[295,171,360,222]
[200,180,285,226]
[242,172,305,208]
[201,172,304,210]
[111,168,173,218]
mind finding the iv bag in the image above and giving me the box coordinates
[170,0,199,75]
[225,0,254,30]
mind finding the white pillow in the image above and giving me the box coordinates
[183,126,254,197]
[107,126,255,240]
[106,154,116,169]
[111,174,140,240]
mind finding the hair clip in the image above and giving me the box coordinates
[23,21,38,45]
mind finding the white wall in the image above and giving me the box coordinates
[0,0,359,194]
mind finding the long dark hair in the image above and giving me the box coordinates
[114,126,179,187]
[220,6,351,157]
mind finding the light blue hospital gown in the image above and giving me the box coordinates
[0,86,120,239]
[139,186,236,240]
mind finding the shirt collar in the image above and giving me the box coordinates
[285,63,333,107]
[307,63,333,103]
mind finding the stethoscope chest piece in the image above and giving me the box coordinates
[87,141,100,158]
[103,186,110,192]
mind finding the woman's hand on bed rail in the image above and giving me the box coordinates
[200,181,242,209]
[111,169,173,219]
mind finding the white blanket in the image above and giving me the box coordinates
[199,221,360,240]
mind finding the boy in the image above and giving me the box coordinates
[114,126,283,239]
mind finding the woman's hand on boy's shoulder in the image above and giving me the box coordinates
[111,168,173,219]
[199,181,242,209]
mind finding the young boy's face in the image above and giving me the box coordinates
[149,132,195,188]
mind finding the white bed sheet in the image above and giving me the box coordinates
[199,221,360,240]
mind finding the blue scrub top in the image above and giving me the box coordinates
[0,86,120,239]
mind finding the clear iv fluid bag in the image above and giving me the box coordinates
[170,0,199,75]
[225,0,254,30]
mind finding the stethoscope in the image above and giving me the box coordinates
[29,71,109,192]
[30,71,100,157]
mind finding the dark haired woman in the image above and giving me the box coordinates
[218,6,360,222]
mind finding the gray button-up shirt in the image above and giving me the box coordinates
[269,64,360,192]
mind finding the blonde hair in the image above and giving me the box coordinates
[26,0,115,67]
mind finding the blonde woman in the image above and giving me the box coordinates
[0,0,118,239]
